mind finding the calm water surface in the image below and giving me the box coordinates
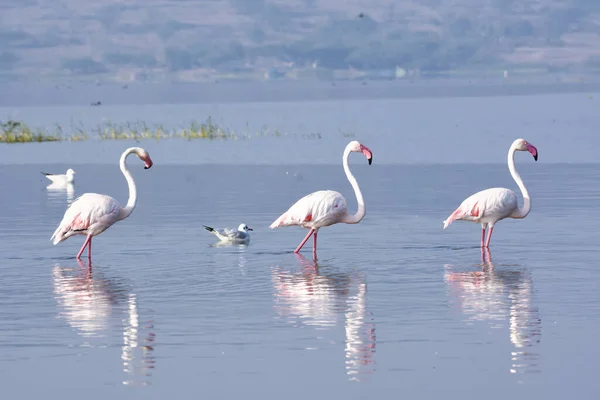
[1,162,599,398]
[1,85,600,398]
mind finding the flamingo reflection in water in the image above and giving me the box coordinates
[444,248,541,375]
[52,261,156,386]
[271,254,376,381]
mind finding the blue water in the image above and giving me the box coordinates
[1,82,599,399]
[1,91,598,167]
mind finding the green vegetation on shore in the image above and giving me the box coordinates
[0,118,299,143]
[0,120,62,143]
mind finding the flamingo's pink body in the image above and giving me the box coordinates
[270,140,373,259]
[443,138,538,247]
[51,147,153,260]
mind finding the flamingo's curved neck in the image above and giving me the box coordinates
[118,148,138,221]
[508,144,531,219]
[341,147,366,224]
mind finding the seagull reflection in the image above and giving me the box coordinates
[46,182,75,205]
[211,241,249,248]
[272,254,376,381]
[209,242,248,275]
[52,261,156,385]
[237,245,247,276]
[444,248,541,375]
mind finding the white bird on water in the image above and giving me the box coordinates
[42,168,75,185]
[203,223,253,244]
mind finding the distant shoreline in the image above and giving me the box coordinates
[0,118,294,143]
[0,77,599,108]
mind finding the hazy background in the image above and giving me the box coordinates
[2,0,600,83]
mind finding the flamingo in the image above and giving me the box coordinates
[50,147,153,260]
[42,168,75,185]
[270,140,373,259]
[443,138,538,247]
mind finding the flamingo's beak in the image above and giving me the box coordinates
[144,156,154,169]
[526,144,538,161]
[247,227,253,231]
[360,144,373,165]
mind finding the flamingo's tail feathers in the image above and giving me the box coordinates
[442,218,452,230]
[269,219,281,229]
[443,214,458,229]
[269,213,284,229]
[50,225,68,245]
[203,225,215,233]
[270,212,300,229]
[41,171,51,176]
[443,208,464,230]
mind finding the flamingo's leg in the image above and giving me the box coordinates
[483,247,492,264]
[484,227,494,248]
[312,231,318,260]
[294,229,315,253]
[480,223,487,247]
[76,235,92,260]
[88,237,92,260]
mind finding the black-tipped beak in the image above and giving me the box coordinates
[247,228,253,231]
[143,157,153,169]
[526,144,538,162]
[368,157,372,165]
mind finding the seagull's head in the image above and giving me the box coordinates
[238,223,253,232]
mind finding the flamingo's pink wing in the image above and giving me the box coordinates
[443,187,518,229]
[469,202,480,217]
[51,193,121,244]
[270,190,347,228]
[69,211,91,231]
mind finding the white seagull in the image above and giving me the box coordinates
[41,168,75,185]
[203,223,253,244]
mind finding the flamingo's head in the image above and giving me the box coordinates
[514,139,538,161]
[238,223,253,232]
[136,148,153,169]
[66,168,75,176]
[348,140,373,165]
